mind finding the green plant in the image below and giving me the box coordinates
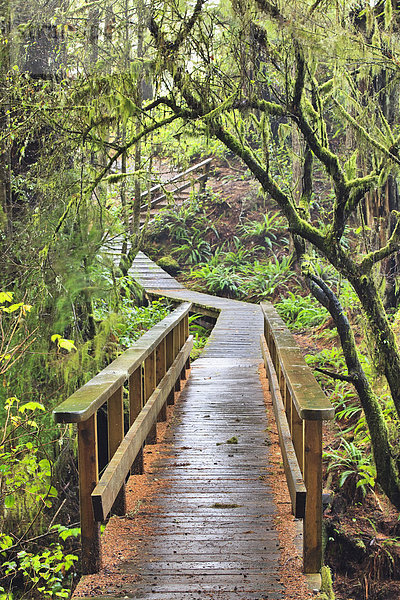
[93,298,173,349]
[0,400,79,599]
[191,264,243,298]
[0,398,57,512]
[305,346,345,371]
[275,292,329,331]
[242,257,294,300]
[188,314,211,360]
[238,212,287,248]
[1,535,78,598]
[324,438,376,500]
[172,231,212,265]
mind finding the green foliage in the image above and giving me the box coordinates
[275,293,329,331]
[0,401,78,599]
[51,335,77,354]
[0,398,55,512]
[241,257,294,301]
[148,195,218,247]
[191,264,244,297]
[188,314,211,360]
[93,298,173,349]
[317,566,335,600]
[189,238,296,300]
[1,537,78,599]
[324,438,376,500]
[172,231,212,265]
[238,212,287,249]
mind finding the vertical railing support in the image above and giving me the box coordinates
[129,366,143,474]
[78,414,102,574]
[174,324,181,392]
[291,407,304,473]
[179,318,187,381]
[144,351,157,444]
[107,386,126,516]
[166,330,175,405]
[303,419,323,574]
[184,314,190,370]
[156,338,167,422]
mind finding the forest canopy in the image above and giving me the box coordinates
[3,0,400,597]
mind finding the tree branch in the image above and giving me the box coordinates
[333,97,400,167]
[359,211,400,273]
[314,367,356,382]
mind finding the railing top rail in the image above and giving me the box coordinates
[261,301,334,421]
[140,157,213,200]
[53,302,192,425]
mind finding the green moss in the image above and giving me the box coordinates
[157,255,181,275]
[318,566,335,600]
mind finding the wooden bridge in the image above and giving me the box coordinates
[53,253,334,600]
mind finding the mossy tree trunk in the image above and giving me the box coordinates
[142,0,400,507]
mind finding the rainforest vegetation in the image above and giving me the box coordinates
[2,0,400,598]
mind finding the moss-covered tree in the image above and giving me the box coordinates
[139,0,400,506]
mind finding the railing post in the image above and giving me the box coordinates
[291,406,304,474]
[166,330,175,405]
[184,313,190,370]
[179,318,187,381]
[107,386,126,516]
[78,414,102,574]
[144,350,157,444]
[174,324,181,392]
[303,419,323,573]
[156,338,167,422]
[129,366,144,474]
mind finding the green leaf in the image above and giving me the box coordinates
[58,339,76,352]
[48,486,58,498]
[19,402,45,413]
[4,494,15,509]
[0,292,13,303]
[58,527,80,541]
[2,303,23,313]
[38,459,52,475]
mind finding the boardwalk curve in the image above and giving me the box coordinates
[75,252,284,599]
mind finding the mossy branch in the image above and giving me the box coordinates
[212,121,327,252]
[292,43,305,111]
[333,97,400,167]
[42,113,181,258]
[235,98,286,118]
[359,211,400,273]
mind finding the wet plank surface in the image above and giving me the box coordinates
[76,253,284,600]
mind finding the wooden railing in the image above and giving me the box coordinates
[260,302,334,574]
[53,302,193,575]
[139,157,213,218]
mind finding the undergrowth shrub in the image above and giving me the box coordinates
[275,292,329,330]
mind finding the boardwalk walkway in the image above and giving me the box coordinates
[76,253,284,599]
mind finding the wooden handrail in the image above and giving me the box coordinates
[139,157,213,202]
[53,302,193,575]
[260,301,334,575]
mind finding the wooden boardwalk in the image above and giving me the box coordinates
[77,253,284,599]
